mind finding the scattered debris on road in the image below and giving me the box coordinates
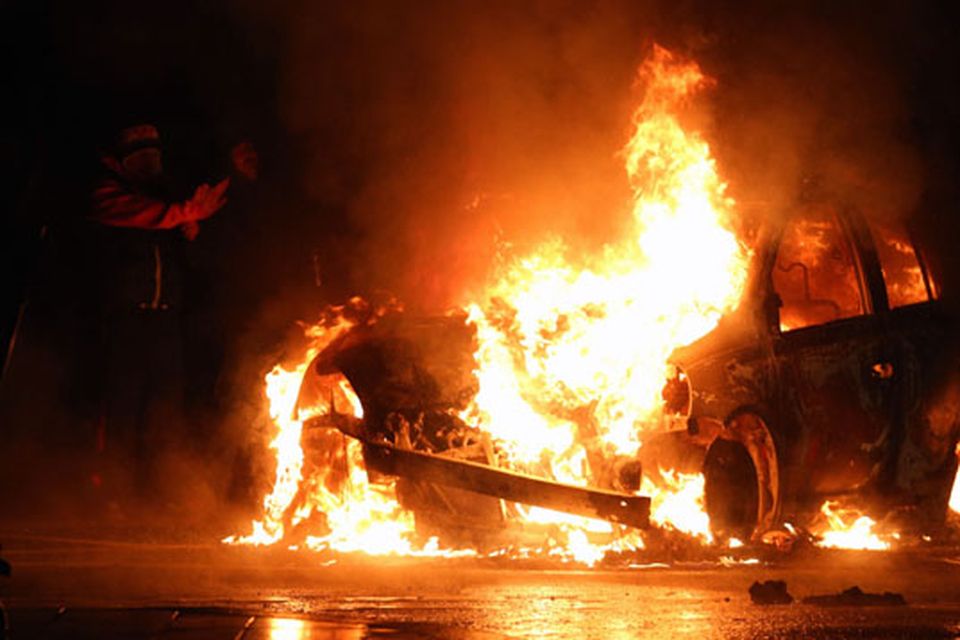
[749,580,793,605]
[802,586,907,607]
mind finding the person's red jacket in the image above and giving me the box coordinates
[91,177,228,230]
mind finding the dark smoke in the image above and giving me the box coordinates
[234,0,960,311]
[236,0,665,310]
[707,5,924,225]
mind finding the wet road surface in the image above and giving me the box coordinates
[2,525,960,638]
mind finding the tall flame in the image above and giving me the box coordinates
[461,45,748,542]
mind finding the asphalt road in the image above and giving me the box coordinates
[2,525,960,639]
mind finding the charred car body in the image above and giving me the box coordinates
[296,203,959,544]
[667,203,959,540]
[302,314,651,544]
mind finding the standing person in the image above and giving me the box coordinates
[89,123,229,508]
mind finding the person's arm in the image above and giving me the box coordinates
[91,178,229,230]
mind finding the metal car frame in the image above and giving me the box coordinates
[665,204,958,540]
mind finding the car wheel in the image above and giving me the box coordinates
[703,412,780,541]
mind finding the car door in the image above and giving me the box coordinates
[864,218,957,509]
[770,206,898,498]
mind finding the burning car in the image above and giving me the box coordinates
[661,202,959,541]
[289,201,958,548]
[228,47,959,558]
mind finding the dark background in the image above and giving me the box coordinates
[1,0,959,527]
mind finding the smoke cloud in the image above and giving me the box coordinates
[705,4,926,227]
[233,0,956,313]
[237,0,664,310]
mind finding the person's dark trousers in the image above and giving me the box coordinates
[100,306,184,502]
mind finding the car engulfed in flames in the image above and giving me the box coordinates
[226,45,960,564]
[662,201,960,544]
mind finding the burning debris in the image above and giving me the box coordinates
[801,586,907,608]
[749,582,907,608]
[749,580,793,605]
[809,501,893,551]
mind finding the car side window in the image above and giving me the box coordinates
[867,221,932,308]
[772,209,866,332]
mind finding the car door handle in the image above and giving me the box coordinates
[871,362,895,380]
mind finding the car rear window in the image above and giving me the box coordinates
[867,221,932,308]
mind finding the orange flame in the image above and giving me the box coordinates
[459,45,747,550]
[950,443,960,516]
[301,440,477,558]
[229,45,751,563]
[644,469,712,542]
[811,501,892,551]
[226,309,477,557]
[224,316,356,547]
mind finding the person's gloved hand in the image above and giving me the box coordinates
[185,178,230,221]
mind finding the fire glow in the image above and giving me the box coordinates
[811,501,893,551]
[950,443,960,516]
[228,46,750,563]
